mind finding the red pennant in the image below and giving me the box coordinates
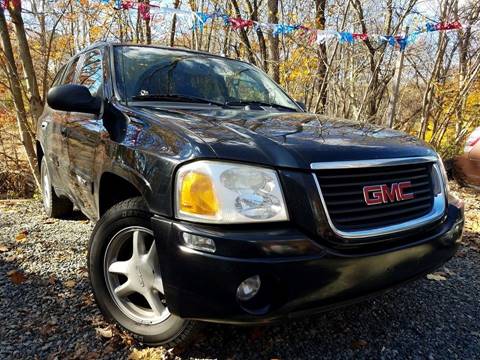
[138,2,151,20]
[229,17,253,30]
[121,0,133,10]
[435,21,462,31]
[353,33,368,41]
[1,0,21,10]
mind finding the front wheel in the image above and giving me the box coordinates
[88,197,199,347]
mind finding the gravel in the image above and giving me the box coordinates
[0,195,479,359]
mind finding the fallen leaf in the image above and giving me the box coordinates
[82,294,94,306]
[64,280,76,288]
[15,230,28,242]
[351,339,368,349]
[456,249,468,258]
[72,344,88,359]
[7,270,27,284]
[39,323,57,336]
[427,273,447,281]
[119,331,135,347]
[78,266,88,277]
[103,343,117,355]
[4,255,17,262]
[46,352,61,360]
[0,244,9,252]
[85,352,99,360]
[96,326,114,339]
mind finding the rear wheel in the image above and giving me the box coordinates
[88,197,199,347]
[40,157,73,218]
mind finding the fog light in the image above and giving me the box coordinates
[182,233,216,253]
[236,275,261,301]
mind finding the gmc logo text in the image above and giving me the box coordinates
[363,181,414,206]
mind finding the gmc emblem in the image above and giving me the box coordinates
[363,181,414,206]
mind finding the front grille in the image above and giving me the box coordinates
[314,162,435,233]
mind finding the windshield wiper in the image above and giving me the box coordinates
[225,100,297,111]
[132,94,227,107]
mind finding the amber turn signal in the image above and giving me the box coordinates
[179,171,219,216]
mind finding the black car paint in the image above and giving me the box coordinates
[37,43,463,324]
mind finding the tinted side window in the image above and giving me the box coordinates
[63,57,79,84]
[78,50,103,97]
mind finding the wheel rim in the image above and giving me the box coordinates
[41,163,51,211]
[104,226,171,324]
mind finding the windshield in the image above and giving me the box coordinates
[113,46,299,111]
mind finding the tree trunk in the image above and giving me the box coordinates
[314,0,327,112]
[7,1,44,121]
[144,0,152,44]
[267,0,280,82]
[252,0,268,73]
[169,0,181,47]
[230,0,257,65]
[0,7,40,189]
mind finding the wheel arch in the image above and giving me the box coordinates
[97,170,148,217]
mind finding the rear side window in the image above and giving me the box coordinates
[63,57,80,84]
[78,50,103,97]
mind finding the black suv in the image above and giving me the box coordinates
[37,43,464,347]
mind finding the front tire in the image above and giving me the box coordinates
[88,197,199,347]
[40,157,73,218]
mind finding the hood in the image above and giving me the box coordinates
[135,107,436,170]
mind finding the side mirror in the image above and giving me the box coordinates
[296,101,307,111]
[47,84,102,114]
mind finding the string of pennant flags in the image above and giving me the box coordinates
[1,0,478,51]
[112,0,477,50]
[113,1,474,51]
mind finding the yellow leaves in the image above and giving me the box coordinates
[128,348,171,360]
[15,229,28,242]
[280,47,318,90]
[89,26,103,43]
[64,279,77,288]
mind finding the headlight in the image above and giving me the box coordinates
[175,161,289,223]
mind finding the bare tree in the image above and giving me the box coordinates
[0,7,40,188]
[267,0,280,82]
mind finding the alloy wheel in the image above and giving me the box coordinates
[103,226,170,324]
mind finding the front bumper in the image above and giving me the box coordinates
[151,202,464,324]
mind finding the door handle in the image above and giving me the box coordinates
[41,121,48,130]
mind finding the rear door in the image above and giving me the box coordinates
[64,49,105,218]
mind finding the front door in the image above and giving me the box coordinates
[64,49,105,218]
[42,57,80,198]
